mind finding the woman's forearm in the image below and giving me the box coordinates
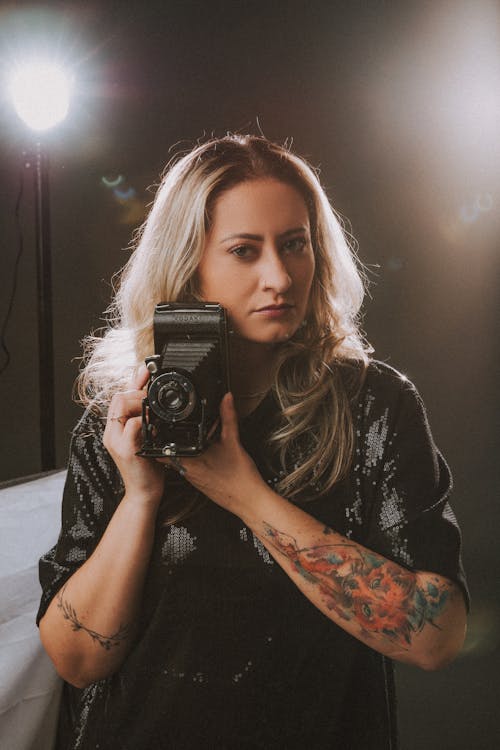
[39,493,160,688]
[175,396,466,670]
[238,485,467,670]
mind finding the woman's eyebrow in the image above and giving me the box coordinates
[219,226,309,244]
[220,232,262,244]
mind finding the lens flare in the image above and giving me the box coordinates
[101,175,125,188]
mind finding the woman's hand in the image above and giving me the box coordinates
[103,366,165,504]
[170,393,266,516]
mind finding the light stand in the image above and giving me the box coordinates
[8,60,72,471]
[34,142,56,469]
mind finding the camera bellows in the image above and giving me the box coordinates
[160,341,216,374]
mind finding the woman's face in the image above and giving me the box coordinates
[197,179,315,346]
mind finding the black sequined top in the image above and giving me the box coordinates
[37,361,468,750]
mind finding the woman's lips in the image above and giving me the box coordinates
[254,304,294,317]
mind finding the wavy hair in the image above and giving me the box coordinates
[77,134,371,505]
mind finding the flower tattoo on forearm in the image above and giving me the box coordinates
[57,584,131,650]
[263,524,450,646]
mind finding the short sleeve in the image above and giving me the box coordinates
[36,409,123,625]
[359,366,469,610]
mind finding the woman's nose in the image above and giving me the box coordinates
[260,250,292,293]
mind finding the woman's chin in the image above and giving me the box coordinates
[233,331,297,348]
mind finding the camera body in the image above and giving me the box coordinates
[138,302,230,457]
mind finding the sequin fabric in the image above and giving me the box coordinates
[37,361,468,750]
[37,412,123,619]
[240,526,275,565]
[352,386,414,564]
[161,525,197,565]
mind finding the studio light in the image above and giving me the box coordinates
[8,60,72,131]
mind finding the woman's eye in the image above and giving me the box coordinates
[231,245,253,259]
[282,237,306,253]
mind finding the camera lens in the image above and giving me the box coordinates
[158,384,187,413]
[148,371,197,422]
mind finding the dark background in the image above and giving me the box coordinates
[0,1,498,747]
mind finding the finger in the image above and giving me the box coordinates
[132,364,150,391]
[220,392,239,443]
[109,392,144,415]
[124,414,147,448]
[119,415,144,447]
[103,413,143,452]
[107,391,145,427]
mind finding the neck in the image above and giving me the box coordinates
[228,337,280,411]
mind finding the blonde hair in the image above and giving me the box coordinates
[78,135,371,503]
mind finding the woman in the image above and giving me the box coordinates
[38,135,468,749]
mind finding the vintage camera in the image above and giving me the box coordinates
[138,302,230,457]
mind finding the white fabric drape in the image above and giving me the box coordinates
[0,471,66,750]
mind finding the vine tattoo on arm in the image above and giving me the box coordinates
[57,584,131,650]
[263,523,451,647]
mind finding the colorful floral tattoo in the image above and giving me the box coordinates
[57,584,131,650]
[263,523,450,646]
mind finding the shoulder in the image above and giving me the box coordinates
[361,359,420,403]
[72,405,106,439]
[65,405,123,507]
[341,359,427,426]
[364,359,415,394]
[335,358,417,403]
[68,405,109,465]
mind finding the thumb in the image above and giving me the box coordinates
[220,392,239,443]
